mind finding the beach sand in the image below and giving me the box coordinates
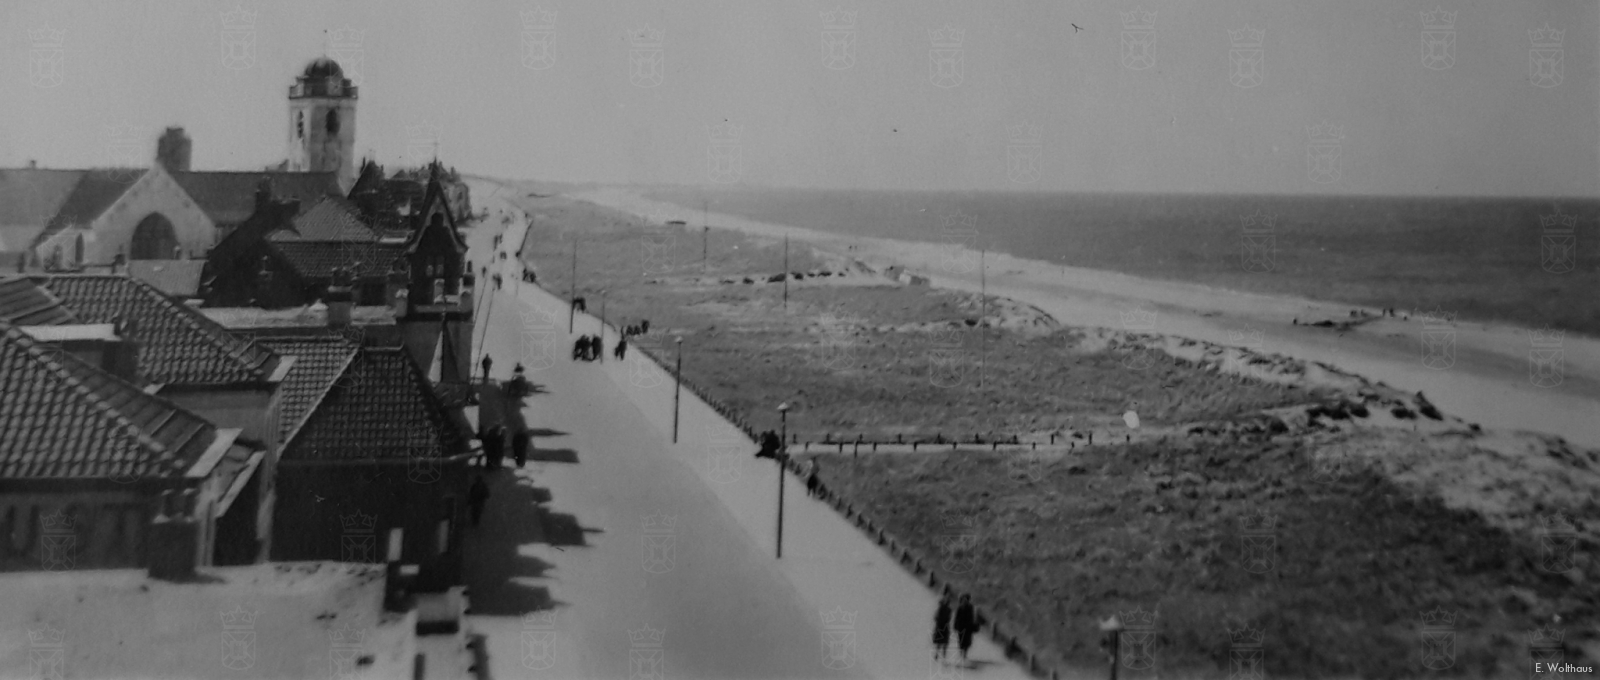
[561,185,1600,450]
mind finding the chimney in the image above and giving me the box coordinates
[147,489,200,581]
[327,265,354,328]
[27,160,37,169]
[104,317,141,382]
[156,127,192,172]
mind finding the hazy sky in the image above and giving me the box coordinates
[4,0,1595,196]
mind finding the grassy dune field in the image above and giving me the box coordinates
[504,189,1600,678]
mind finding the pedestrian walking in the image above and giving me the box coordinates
[481,424,505,471]
[953,594,981,663]
[480,355,493,384]
[590,335,603,361]
[615,336,628,360]
[469,475,490,527]
[573,336,588,361]
[805,460,820,498]
[640,319,650,334]
[933,594,953,661]
[511,427,529,468]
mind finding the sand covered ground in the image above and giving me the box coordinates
[474,177,1600,678]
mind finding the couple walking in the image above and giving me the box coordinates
[933,593,981,665]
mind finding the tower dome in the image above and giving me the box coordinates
[302,57,344,80]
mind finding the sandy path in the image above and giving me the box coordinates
[556,186,1600,450]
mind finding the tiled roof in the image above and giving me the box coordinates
[0,322,217,479]
[33,170,147,247]
[271,241,404,280]
[0,168,84,228]
[257,336,358,441]
[284,347,470,462]
[271,197,377,243]
[126,260,205,297]
[19,275,280,386]
[171,171,342,226]
[0,278,77,325]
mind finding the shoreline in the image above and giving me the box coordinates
[553,184,1600,449]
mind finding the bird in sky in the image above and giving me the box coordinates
[1072,24,1083,33]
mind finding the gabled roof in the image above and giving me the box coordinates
[283,346,470,462]
[271,241,405,280]
[5,275,281,387]
[0,322,219,479]
[0,278,76,325]
[257,336,359,442]
[35,169,146,244]
[271,197,377,243]
[172,171,342,226]
[0,168,84,228]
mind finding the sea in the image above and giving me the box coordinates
[643,187,1600,337]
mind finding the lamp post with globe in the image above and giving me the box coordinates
[776,402,790,558]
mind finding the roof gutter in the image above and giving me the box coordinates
[187,428,242,479]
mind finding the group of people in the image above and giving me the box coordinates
[933,593,983,664]
[573,335,604,361]
[477,422,532,472]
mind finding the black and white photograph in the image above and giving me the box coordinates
[0,1,1597,678]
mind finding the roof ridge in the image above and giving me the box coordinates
[2,323,176,463]
[280,340,361,451]
[123,276,278,379]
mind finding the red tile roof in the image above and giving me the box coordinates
[271,241,406,280]
[171,171,343,226]
[11,275,281,387]
[257,336,359,441]
[0,322,219,479]
[0,278,76,325]
[271,197,377,243]
[284,347,469,462]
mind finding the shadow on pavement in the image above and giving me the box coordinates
[529,447,580,464]
[463,471,585,617]
[525,427,569,438]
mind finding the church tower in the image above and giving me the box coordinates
[286,57,357,192]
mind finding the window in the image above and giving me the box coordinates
[326,110,340,135]
[296,111,304,139]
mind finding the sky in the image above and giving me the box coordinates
[3,0,1596,196]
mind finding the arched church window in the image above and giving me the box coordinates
[297,111,304,139]
[326,110,340,135]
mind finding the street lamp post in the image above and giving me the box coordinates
[672,336,684,443]
[568,240,578,333]
[776,402,789,559]
[782,235,789,312]
[599,290,607,364]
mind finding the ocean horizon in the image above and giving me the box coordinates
[639,185,1600,337]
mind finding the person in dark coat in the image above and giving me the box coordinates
[481,425,504,471]
[933,595,953,661]
[615,336,628,360]
[573,336,588,361]
[805,460,821,498]
[640,319,650,334]
[511,427,529,467]
[480,355,493,383]
[590,335,603,361]
[953,594,980,662]
[469,476,490,527]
